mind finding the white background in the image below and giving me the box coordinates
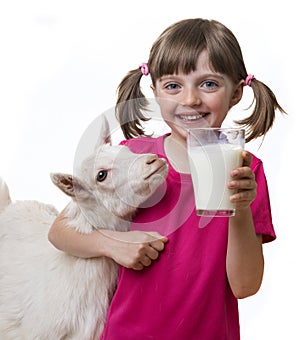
[0,1,298,338]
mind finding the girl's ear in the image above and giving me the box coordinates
[229,80,244,107]
[150,84,157,97]
[151,84,160,104]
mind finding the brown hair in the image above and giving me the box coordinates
[116,18,286,142]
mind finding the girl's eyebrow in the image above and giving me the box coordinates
[159,73,225,82]
[158,75,178,82]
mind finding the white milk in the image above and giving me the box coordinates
[188,144,243,216]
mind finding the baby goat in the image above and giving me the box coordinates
[0,117,168,340]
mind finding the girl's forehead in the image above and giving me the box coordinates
[193,50,211,70]
[154,48,217,78]
[158,50,217,78]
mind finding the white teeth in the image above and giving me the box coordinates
[178,114,205,121]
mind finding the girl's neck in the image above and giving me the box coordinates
[164,135,190,174]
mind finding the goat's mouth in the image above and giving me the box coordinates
[143,160,168,181]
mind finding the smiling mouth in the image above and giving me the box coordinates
[176,113,209,121]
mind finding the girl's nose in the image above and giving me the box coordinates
[182,87,201,107]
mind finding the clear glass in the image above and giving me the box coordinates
[187,128,245,217]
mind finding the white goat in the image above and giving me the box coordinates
[0,117,168,340]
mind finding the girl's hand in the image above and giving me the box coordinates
[228,150,257,211]
[100,230,168,271]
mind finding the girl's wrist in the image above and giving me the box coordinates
[229,206,249,223]
[94,229,123,259]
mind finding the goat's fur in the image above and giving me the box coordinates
[0,117,168,340]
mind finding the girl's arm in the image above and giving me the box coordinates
[48,210,168,271]
[226,151,264,299]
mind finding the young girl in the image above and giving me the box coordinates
[49,18,285,339]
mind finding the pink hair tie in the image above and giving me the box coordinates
[244,74,255,87]
[139,62,149,76]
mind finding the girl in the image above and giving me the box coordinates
[49,18,285,339]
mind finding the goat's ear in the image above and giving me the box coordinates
[98,115,111,147]
[50,173,89,200]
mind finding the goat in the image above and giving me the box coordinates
[0,116,168,340]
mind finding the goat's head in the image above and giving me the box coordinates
[50,116,168,227]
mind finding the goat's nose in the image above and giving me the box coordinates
[146,154,158,164]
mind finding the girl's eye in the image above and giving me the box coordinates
[202,81,217,89]
[96,170,108,182]
[165,83,180,90]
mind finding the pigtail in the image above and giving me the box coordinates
[235,79,286,143]
[115,68,150,139]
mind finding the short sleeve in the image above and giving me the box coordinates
[250,156,276,243]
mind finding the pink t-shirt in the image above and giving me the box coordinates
[100,135,275,340]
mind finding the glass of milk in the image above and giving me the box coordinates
[187,128,245,217]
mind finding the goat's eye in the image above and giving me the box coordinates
[96,170,108,182]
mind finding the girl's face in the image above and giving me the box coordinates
[151,50,243,146]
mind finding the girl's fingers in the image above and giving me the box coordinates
[132,262,144,271]
[228,178,257,190]
[230,190,256,202]
[228,153,257,207]
[134,249,158,270]
[147,246,160,260]
[230,166,255,180]
[140,255,152,267]
[230,150,253,180]
[130,237,167,270]
[241,150,252,167]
